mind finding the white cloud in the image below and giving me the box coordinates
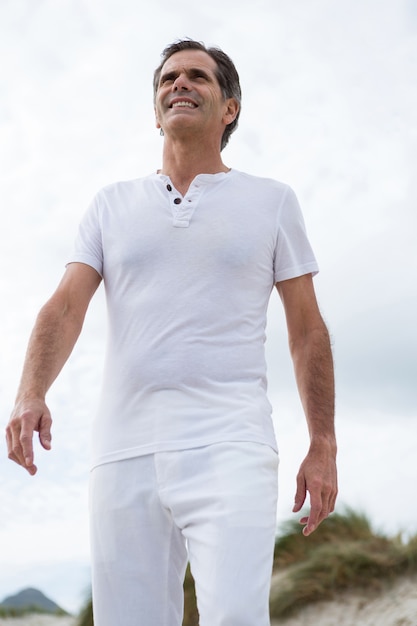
[0,0,416,611]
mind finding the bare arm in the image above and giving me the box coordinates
[276,273,337,535]
[6,263,102,475]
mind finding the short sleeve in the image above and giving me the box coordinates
[273,186,319,283]
[67,191,104,277]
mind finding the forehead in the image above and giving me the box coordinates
[160,49,219,76]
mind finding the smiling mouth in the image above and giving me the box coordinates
[170,100,197,109]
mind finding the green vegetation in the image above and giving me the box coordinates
[182,564,199,626]
[77,597,93,626]
[270,508,417,619]
[75,509,417,626]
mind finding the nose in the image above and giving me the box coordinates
[173,72,190,91]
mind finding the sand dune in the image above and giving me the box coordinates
[272,574,417,626]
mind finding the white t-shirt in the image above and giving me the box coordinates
[69,169,319,468]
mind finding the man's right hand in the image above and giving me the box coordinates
[5,399,52,475]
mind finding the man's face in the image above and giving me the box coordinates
[154,49,235,142]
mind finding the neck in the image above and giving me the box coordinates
[159,136,229,196]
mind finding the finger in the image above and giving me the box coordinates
[20,432,34,468]
[19,415,36,468]
[302,510,319,536]
[329,484,338,513]
[39,413,52,450]
[7,450,20,466]
[312,483,336,524]
[26,463,38,476]
[6,433,38,475]
[6,405,48,475]
[22,459,38,475]
[6,421,25,466]
[303,491,334,535]
[302,487,324,535]
[5,428,14,458]
[292,474,307,513]
[303,514,320,536]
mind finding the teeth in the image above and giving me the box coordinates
[172,101,196,108]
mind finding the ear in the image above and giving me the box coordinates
[154,107,161,129]
[223,98,239,126]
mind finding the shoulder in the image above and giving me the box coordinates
[227,170,300,214]
[87,174,159,220]
[229,169,289,191]
[228,169,294,202]
[97,173,157,201]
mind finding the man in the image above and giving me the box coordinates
[6,39,337,626]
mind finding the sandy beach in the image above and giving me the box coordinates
[1,575,416,626]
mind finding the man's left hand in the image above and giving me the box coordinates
[293,441,338,536]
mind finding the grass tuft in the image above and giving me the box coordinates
[270,508,417,619]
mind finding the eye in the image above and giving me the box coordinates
[160,73,176,86]
[190,69,210,82]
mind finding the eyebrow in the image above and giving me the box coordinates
[159,67,213,85]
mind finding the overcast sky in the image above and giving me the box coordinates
[0,0,416,614]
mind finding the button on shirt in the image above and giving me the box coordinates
[162,175,211,228]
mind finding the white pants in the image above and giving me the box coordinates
[89,442,279,626]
